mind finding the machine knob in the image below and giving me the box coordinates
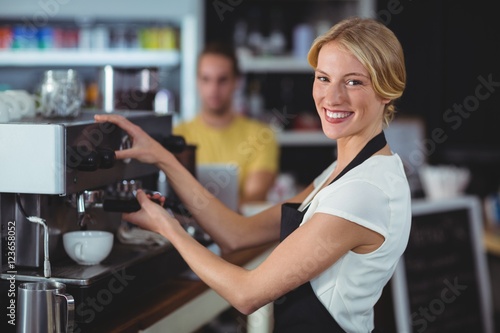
[161,135,186,153]
[97,148,116,169]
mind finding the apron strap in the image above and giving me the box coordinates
[299,131,387,212]
[329,131,386,185]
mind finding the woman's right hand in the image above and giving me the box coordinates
[94,113,168,165]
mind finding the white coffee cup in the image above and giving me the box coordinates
[63,230,114,265]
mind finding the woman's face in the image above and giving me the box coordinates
[312,41,389,143]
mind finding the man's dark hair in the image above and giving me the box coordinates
[198,42,241,77]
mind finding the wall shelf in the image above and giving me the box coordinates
[0,50,180,68]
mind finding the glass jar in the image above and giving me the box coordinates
[38,69,84,118]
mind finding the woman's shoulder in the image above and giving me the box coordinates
[327,154,409,195]
[362,155,408,195]
[361,153,405,173]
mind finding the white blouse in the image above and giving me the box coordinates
[300,154,412,333]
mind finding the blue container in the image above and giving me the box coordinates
[12,25,38,49]
[37,27,54,49]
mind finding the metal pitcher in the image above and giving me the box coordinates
[17,281,74,333]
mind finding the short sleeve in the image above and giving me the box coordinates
[314,180,391,237]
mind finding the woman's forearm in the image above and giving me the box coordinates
[159,220,269,314]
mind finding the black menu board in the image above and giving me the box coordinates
[391,196,494,333]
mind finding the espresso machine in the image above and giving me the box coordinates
[0,110,194,331]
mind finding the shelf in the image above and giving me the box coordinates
[277,131,336,146]
[239,53,314,74]
[0,49,181,68]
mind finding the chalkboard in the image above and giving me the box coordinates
[391,196,494,333]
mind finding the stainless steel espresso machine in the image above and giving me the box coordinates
[0,110,193,331]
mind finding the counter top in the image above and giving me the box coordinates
[85,243,275,333]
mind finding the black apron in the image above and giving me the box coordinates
[273,131,387,333]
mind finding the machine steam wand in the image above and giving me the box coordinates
[15,194,51,278]
[26,216,51,278]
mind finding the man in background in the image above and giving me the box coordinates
[174,42,279,205]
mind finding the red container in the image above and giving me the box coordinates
[0,27,12,49]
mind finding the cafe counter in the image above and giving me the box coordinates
[87,243,275,333]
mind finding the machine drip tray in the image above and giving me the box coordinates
[1,242,175,285]
[1,241,190,324]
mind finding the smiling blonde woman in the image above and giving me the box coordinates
[95,16,411,333]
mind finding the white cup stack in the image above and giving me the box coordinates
[419,164,471,200]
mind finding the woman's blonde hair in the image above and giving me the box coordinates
[308,17,406,126]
